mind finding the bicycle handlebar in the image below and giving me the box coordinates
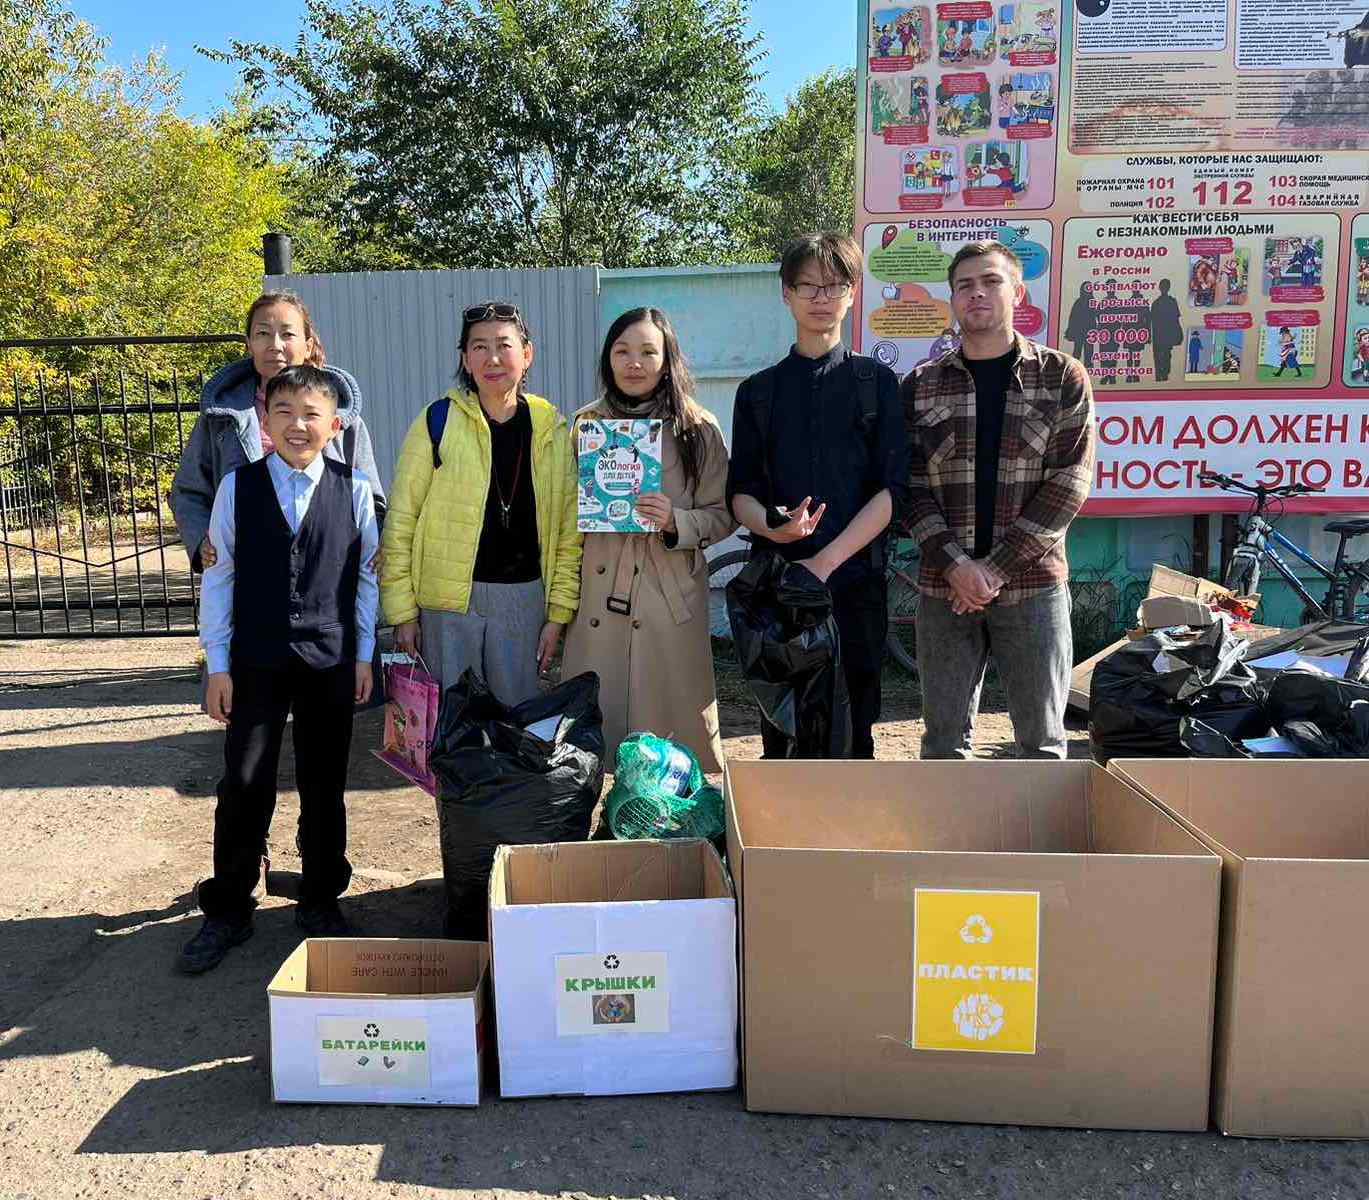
[1198,471,1323,499]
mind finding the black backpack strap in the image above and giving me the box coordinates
[426,397,451,469]
[848,353,887,571]
[850,353,880,433]
[342,421,357,466]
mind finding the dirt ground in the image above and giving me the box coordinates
[4,635,1369,1200]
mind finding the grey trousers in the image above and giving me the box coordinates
[420,579,545,707]
[916,583,1072,760]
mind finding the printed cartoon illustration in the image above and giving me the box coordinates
[937,14,997,64]
[937,78,992,138]
[902,146,960,195]
[871,6,932,65]
[1264,236,1324,292]
[965,140,1028,194]
[1258,324,1317,381]
[1006,72,1055,132]
[998,2,1058,60]
[1184,328,1245,381]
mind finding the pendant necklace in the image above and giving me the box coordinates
[491,434,524,530]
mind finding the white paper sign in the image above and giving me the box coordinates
[316,1016,432,1088]
[554,951,669,1036]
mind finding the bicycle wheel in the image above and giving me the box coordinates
[885,546,921,674]
[706,548,750,590]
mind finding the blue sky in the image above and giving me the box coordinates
[67,0,856,119]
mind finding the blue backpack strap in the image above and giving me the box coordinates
[426,397,451,469]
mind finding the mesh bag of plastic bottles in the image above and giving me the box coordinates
[604,733,725,840]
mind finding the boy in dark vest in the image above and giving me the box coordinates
[727,232,909,758]
[177,364,379,974]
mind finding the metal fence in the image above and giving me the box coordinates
[0,335,243,638]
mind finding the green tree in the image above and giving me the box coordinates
[733,67,856,262]
[207,0,765,270]
[0,1,289,380]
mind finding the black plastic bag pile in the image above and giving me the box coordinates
[1090,618,1369,761]
[1089,621,1267,762]
[430,669,604,937]
[726,551,852,759]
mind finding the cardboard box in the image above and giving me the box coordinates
[489,839,738,1098]
[725,760,1221,1129]
[1139,594,1218,630]
[267,938,489,1106]
[1109,759,1369,1138]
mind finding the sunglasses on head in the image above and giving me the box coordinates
[463,302,521,323]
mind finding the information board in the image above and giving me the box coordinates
[856,0,1369,512]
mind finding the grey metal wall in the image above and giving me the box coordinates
[264,267,600,491]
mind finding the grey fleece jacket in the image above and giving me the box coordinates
[169,358,387,572]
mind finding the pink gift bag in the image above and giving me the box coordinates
[373,656,441,795]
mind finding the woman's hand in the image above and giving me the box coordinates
[635,492,675,533]
[537,621,564,674]
[394,620,421,657]
[198,536,217,570]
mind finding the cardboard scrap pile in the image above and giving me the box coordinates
[1069,564,1281,712]
[1085,566,1369,761]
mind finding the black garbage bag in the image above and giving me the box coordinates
[1089,622,1267,762]
[430,669,604,937]
[1180,717,1253,758]
[1266,668,1369,756]
[1244,621,1369,679]
[726,551,852,758]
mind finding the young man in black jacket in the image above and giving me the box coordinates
[727,232,909,758]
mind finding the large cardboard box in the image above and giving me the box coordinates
[489,839,738,1098]
[1110,758,1369,1138]
[267,938,488,1106]
[725,760,1221,1129]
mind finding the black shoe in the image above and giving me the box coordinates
[176,916,253,974]
[295,901,351,938]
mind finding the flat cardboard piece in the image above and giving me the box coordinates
[267,938,488,1107]
[1110,759,1369,1138]
[489,839,738,1099]
[727,760,1220,1130]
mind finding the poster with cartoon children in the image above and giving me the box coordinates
[936,75,991,138]
[964,140,1028,203]
[871,6,933,68]
[938,4,997,65]
[1344,223,1369,385]
[1006,71,1055,136]
[1263,235,1324,296]
[871,75,932,142]
[997,1,1057,63]
[1183,328,1245,381]
[902,147,960,204]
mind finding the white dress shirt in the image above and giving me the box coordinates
[199,452,379,675]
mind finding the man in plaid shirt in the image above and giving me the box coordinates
[901,241,1095,758]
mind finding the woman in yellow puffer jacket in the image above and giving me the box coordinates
[380,302,582,704]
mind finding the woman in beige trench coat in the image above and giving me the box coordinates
[562,307,737,773]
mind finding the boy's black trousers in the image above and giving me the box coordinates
[760,573,888,761]
[197,656,355,923]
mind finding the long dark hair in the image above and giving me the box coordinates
[599,307,705,491]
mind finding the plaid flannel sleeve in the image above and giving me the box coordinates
[899,368,971,576]
[983,360,1096,587]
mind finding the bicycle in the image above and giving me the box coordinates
[1200,470,1369,623]
[707,534,922,674]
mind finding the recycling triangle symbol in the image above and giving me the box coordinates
[959,915,993,945]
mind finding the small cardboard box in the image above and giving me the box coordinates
[489,839,738,1098]
[726,760,1221,1130]
[1110,759,1369,1138]
[1139,594,1218,630]
[267,938,489,1106]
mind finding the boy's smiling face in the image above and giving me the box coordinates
[265,385,341,469]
